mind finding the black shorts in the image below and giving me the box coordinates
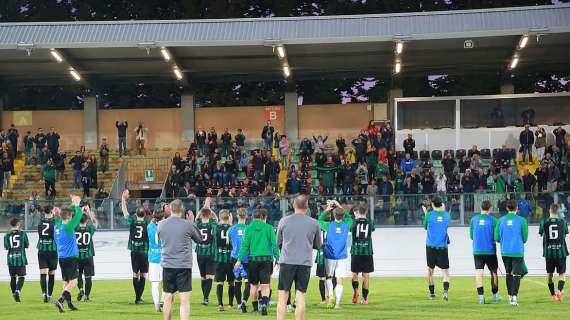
[502,256,523,275]
[9,266,26,277]
[351,255,374,274]
[426,247,449,269]
[59,258,78,282]
[316,264,326,278]
[474,255,498,271]
[546,258,567,274]
[197,255,215,277]
[131,252,149,274]
[38,251,58,271]
[163,268,192,293]
[247,261,272,285]
[278,264,311,293]
[78,257,95,277]
[215,262,236,283]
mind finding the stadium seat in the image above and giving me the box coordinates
[412,151,418,159]
[431,150,443,160]
[396,151,405,161]
[420,150,430,160]
[492,148,500,158]
[444,149,454,158]
[456,149,466,159]
[508,148,516,159]
[481,148,491,159]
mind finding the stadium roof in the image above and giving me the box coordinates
[0,4,569,87]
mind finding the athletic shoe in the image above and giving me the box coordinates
[77,289,84,301]
[320,300,327,305]
[352,291,359,304]
[43,294,49,303]
[202,298,209,306]
[429,294,436,301]
[260,304,268,316]
[135,299,145,305]
[218,305,224,312]
[478,296,485,305]
[13,291,21,302]
[361,299,369,305]
[492,294,502,303]
[240,302,247,313]
[85,296,91,303]
[510,296,518,306]
[287,304,294,313]
[68,302,79,311]
[443,291,449,301]
[334,304,341,309]
[55,300,65,313]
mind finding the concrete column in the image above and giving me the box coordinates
[84,96,98,149]
[387,88,403,130]
[500,82,515,94]
[284,91,298,141]
[181,93,195,142]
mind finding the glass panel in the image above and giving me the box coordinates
[397,100,455,130]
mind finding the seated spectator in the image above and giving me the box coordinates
[458,154,471,174]
[399,153,416,176]
[522,169,536,192]
[470,154,482,175]
[496,144,512,169]
[461,169,476,193]
[468,145,480,158]
[378,175,393,197]
[420,169,435,194]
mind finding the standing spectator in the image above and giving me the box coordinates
[81,161,91,198]
[519,124,534,163]
[35,128,47,163]
[351,137,366,164]
[403,134,415,156]
[336,135,346,155]
[1,152,12,192]
[442,152,456,178]
[7,124,19,155]
[207,127,218,155]
[547,161,560,192]
[458,154,471,174]
[46,127,60,155]
[195,126,207,156]
[23,131,34,165]
[220,128,232,157]
[279,135,290,167]
[261,121,275,150]
[356,163,368,195]
[313,135,328,155]
[69,151,84,189]
[54,151,66,181]
[553,126,567,156]
[521,169,536,193]
[381,121,394,151]
[378,175,393,198]
[134,122,147,156]
[420,170,435,195]
[116,121,128,156]
[43,158,56,197]
[235,129,246,151]
[535,127,547,160]
[89,155,98,188]
[435,172,447,195]
[99,138,109,173]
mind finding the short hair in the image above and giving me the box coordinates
[61,207,74,220]
[237,208,247,220]
[44,205,54,215]
[219,209,231,222]
[9,218,20,227]
[333,207,345,220]
[481,200,492,211]
[354,205,367,216]
[153,209,165,222]
[293,195,309,210]
[200,208,212,219]
[550,204,560,215]
[253,209,265,219]
[169,199,184,215]
[136,208,146,218]
[432,196,443,208]
[506,199,517,212]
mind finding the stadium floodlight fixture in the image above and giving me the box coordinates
[283,65,291,78]
[276,45,286,59]
[50,49,64,63]
[69,69,81,81]
[394,62,401,74]
[395,42,404,55]
[160,47,171,62]
[173,66,183,80]
[510,57,519,70]
[518,35,529,49]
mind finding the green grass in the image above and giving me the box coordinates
[0,277,567,319]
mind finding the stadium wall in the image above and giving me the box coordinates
[0,226,544,281]
[299,103,373,140]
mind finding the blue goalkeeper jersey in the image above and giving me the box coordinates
[470,214,497,255]
[424,210,450,249]
[324,221,350,260]
[147,223,161,264]
[495,213,528,257]
[229,223,248,263]
[55,206,83,259]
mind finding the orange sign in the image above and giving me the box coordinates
[264,106,283,122]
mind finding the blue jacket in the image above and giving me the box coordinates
[324,221,350,260]
[400,159,416,175]
[495,213,528,257]
[424,210,450,249]
[470,214,497,255]
[147,223,161,264]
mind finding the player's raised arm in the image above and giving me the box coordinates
[120,189,130,218]
[67,195,85,231]
[85,205,98,229]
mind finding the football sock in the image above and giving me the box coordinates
[85,277,92,297]
[201,280,207,298]
[216,284,224,306]
[352,281,359,292]
[491,283,498,295]
[511,275,521,296]
[558,280,565,292]
[243,282,250,303]
[506,274,513,296]
[287,291,291,305]
[363,288,369,300]
[138,276,146,298]
[269,289,273,301]
[204,279,213,299]
[443,281,450,292]
[333,277,337,289]
[334,285,343,305]
[78,275,84,291]
[59,290,71,303]
[429,285,435,295]
[235,281,242,303]
[133,277,139,299]
[326,279,334,298]
[151,282,160,307]
[477,287,484,296]
[252,300,259,312]
[40,274,47,294]
[548,282,556,296]
[319,279,326,301]
[228,284,235,305]
[10,276,16,294]
[261,296,269,307]
[48,275,55,296]
[16,277,25,291]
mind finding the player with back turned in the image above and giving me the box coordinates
[4,218,29,302]
[351,204,375,305]
[37,205,58,303]
[75,205,98,302]
[195,198,218,306]
[229,208,250,313]
[121,190,150,305]
[213,209,236,311]
[539,203,568,301]
[423,196,451,301]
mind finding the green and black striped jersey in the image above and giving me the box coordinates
[195,219,216,257]
[351,218,375,256]
[315,229,327,265]
[127,215,149,253]
[214,223,233,263]
[37,217,57,252]
[3,230,29,267]
[75,224,97,259]
[539,217,569,259]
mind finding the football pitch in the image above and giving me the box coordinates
[0,277,566,320]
